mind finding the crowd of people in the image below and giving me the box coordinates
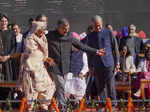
[0,13,149,110]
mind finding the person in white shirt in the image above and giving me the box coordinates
[65,32,89,101]
[70,45,89,78]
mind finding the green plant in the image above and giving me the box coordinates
[32,99,40,111]
[119,99,126,112]
[91,99,96,108]
[139,99,145,112]
[6,99,14,112]
[95,102,100,111]
[66,99,74,112]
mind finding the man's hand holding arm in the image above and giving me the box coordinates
[72,37,106,56]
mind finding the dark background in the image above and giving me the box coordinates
[0,0,150,37]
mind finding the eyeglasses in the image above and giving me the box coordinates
[130,29,134,31]
[0,20,8,23]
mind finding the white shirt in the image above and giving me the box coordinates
[80,32,87,40]
[125,55,136,73]
[80,52,89,75]
[16,33,23,43]
[137,58,148,72]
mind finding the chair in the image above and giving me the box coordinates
[115,53,132,98]
[115,72,132,98]
[140,79,150,99]
[0,81,18,99]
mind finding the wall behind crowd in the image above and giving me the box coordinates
[0,0,150,37]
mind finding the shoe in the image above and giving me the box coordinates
[134,90,141,97]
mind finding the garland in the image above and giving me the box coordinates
[1,97,150,111]
[119,99,126,112]
[6,99,14,112]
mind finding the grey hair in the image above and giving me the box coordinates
[57,18,69,26]
[91,15,103,23]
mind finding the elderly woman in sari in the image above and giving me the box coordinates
[20,21,55,110]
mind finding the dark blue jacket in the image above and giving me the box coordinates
[87,28,120,68]
[70,50,84,76]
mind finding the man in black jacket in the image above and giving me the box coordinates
[47,18,105,107]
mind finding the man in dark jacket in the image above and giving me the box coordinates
[47,18,105,107]
[87,15,120,105]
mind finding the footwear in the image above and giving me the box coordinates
[134,89,141,97]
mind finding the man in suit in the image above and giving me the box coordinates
[47,18,105,107]
[87,15,120,105]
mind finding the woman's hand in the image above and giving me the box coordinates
[45,57,56,66]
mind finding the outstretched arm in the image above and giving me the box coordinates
[72,37,105,56]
